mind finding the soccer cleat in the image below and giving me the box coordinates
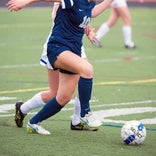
[125,44,136,49]
[92,38,102,48]
[27,121,51,135]
[71,122,98,131]
[80,112,102,127]
[15,102,27,127]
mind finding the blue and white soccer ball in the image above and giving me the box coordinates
[121,120,146,145]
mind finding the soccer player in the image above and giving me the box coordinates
[7,0,113,135]
[14,3,101,131]
[95,0,136,49]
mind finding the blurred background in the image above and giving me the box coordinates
[1,0,156,8]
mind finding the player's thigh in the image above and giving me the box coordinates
[54,51,93,78]
[41,69,59,102]
[107,8,119,27]
[56,73,80,105]
[115,7,132,25]
[47,68,59,94]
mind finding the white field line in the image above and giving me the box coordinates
[0,99,156,116]
[94,107,156,124]
[90,100,156,108]
[93,56,156,63]
[0,97,17,101]
[0,64,40,69]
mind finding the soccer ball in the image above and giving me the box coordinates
[121,120,146,145]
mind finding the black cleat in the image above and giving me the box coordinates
[125,44,136,49]
[15,102,27,127]
[71,122,98,131]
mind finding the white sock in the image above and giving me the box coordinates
[72,97,81,126]
[20,92,45,114]
[122,26,134,46]
[96,23,110,40]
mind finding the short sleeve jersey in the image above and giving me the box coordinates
[48,0,95,55]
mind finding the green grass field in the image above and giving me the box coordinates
[0,7,156,156]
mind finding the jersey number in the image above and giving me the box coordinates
[79,16,91,29]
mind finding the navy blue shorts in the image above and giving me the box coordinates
[47,43,80,74]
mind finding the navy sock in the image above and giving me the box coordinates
[30,97,63,124]
[78,77,92,117]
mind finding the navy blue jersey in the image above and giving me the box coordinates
[48,0,95,56]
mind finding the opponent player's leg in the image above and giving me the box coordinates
[95,8,118,47]
[15,69,59,127]
[115,6,136,48]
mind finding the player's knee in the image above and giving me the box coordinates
[124,16,132,25]
[41,90,57,103]
[81,63,93,78]
[108,19,117,27]
[49,90,57,97]
[56,94,72,106]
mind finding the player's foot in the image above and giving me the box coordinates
[125,44,136,49]
[27,121,51,135]
[80,112,102,127]
[15,102,27,127]
[92,39,102,47]
[71,122,98,131]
